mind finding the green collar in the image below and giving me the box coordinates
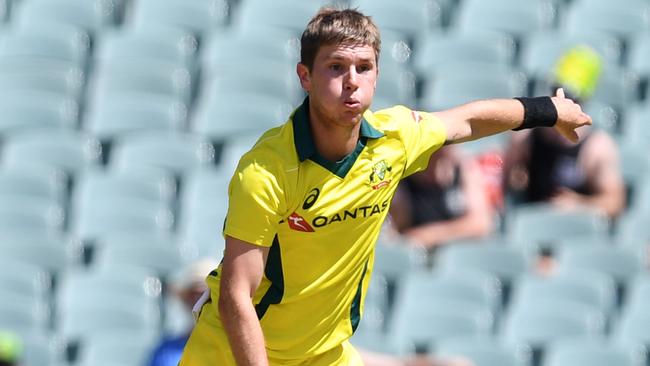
[292,97,384,163]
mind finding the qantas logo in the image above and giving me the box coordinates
[286,200,390,232]
[287,213,314,232]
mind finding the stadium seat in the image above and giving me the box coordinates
[0,91,79,133]
[374,62,416,107]
[564,0,650,39]
[435,335,533,366]
[436,243,530,288]
[413,30,516,76]
[0,259,51,307]
[95,27,198,70]
[372,238,427,285]
[192,91,294,141]
[17,332,66,366]
[0,299,50,335]
[93,234,184,278]
[501,300,606,350]
[2,129,102,174]
[388,289,494,351]
[531,67,640,117]
[0,57,85,101]
[419,62,528,111]
[612,310,650,350]
[627,33,650,78]
[621,106,650,147]
[177,169,230,259]
[0,0,10,23]
[232,0,322,34]
[356,0,443,38]
[0,22,90,67]
[510,271,617,319]
[83,95,187,141]
[0,67,84,101]
[399,270,502,315]
[199,59,301,104]
[89,59,194,106]
[55,268,161,340]
[70,168,176,241]
[555,245,644,284]
[201,27,299,78]
[620,274,650,316]
[0,231,74,274]
[350,327,414,356]
[73,168,175,207]
[584,69,640,111]
[506,203,610,255]
[455,0,557,39]
[110,132,216,175]
[581,100,620,135]
[14,0,122,35]
[622,141,650,205]
[0,199,65,234]
[379,30,413,66]
[0,166,67,205]
[543,338,645,366]
[132,0,229,36]
[75,331,158,366]
[520,31,622,80]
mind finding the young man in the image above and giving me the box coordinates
[179,8,591,366]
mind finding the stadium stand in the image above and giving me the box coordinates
[0,0,647,365]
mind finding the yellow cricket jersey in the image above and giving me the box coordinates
[207,97,446,362]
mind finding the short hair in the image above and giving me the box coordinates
[300,7,381,70]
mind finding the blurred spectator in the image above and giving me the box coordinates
[147,259,217,366]
[503,45,625,219]
[389,145,494,249]
[0,331,21,366]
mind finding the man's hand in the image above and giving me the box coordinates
[551,88,592,143]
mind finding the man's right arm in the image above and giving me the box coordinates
[219,235,270,366]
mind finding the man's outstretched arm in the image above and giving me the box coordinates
[434,88,592,145]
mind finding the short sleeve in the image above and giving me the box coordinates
[223,157,284,247]
[375,105,447,177]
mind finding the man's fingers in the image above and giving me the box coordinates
[559,127,579,143]
[556,87,565,98]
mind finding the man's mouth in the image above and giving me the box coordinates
[344,99,361,108]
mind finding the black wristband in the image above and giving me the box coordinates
[512,96,558,131]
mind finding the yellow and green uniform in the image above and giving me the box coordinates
[180,98,446,365]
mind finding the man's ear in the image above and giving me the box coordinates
[296,63,311,92]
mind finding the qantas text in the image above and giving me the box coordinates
[311,199,389,228]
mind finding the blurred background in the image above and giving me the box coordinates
[0,0,648,365]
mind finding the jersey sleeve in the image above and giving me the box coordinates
[223,156,285,248]
[376,105,447,178]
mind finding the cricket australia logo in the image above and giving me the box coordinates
[369,160,392,190]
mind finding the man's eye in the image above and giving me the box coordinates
[330,64,341,71]
[358,65,371,72]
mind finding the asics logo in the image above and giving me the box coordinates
[302,188,320,210]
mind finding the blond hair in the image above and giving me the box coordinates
[300,7,381,70]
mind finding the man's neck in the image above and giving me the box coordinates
[309,106,362,162]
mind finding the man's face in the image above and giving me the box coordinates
[297,43,378,127]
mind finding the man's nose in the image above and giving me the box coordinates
[344,67,359,90]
